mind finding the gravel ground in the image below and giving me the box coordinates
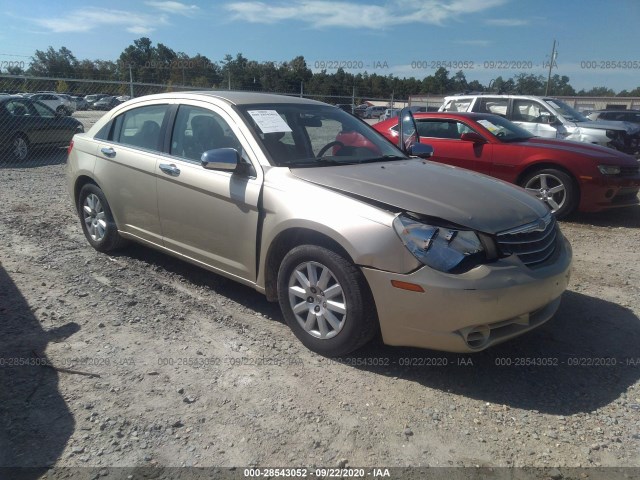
[0,160,639,477]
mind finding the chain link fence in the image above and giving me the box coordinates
[0,75,400,167]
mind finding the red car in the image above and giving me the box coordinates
[374,112,640,218]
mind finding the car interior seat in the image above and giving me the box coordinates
[135,120,161,150]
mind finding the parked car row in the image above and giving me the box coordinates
[3,92,132,114]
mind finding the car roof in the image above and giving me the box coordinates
[592,109,640,113]
[412,111,498,120]
[128,91,327,107]
[444,94,556,101]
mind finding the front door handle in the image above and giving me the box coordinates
[100,147,116,158]
[159,163,181,176]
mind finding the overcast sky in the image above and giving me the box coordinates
[1,0,639,92]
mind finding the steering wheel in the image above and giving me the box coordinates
[316,141,345,157]
[495,131,505,138]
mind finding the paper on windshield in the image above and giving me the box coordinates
[248,110,292,134]
[477,119,499,132]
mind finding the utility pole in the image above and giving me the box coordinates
[352,85,355,113]
[300,81,303,98]
[128,63,134,98]
[545,40,557,96]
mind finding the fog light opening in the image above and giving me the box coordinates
[463,325,490,349]
[605,189,614,199]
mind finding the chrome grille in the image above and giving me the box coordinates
[496,213,558,268]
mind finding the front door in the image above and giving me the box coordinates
[156,103,262,283]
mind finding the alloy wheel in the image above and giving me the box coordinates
[83,193,107,242]
[287,261,347,340]
[12,136,28,160]
[524,173,566,213]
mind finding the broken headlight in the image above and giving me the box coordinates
[393,214,486,273]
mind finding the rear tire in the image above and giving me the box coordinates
[78,184,127,252]
[520,168,578,219]
[11,134,29,161]
[277,245,377,357]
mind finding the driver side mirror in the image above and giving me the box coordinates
[398,108,433,158]
[460,132,487,143]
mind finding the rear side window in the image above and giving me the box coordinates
[442,99,472,112]
[475,98,508,116]
[114,104,169,151]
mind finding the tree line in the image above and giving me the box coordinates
[2,38,639,99]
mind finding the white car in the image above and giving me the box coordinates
[379,108,400,121]
[440,94,640,155]
[30,93,75,116]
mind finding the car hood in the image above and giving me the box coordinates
[290,159,549,234]
[521,138,639,164]
[575,120,640,134]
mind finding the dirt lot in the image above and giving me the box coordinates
[0,157,639,477]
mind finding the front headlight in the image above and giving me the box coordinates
[393,214,486,273]
[598,164,621,175]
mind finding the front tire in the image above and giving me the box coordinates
[78,184,126,252]
[277,245,377,357]
[521,168,578,219]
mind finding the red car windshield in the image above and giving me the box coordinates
[473,114,535,142]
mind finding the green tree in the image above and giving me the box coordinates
[29,46,78,77]
[513,73,545,95]
[56,80,69,92]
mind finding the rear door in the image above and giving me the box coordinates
[93,103,170,245]
[30,101,69,144]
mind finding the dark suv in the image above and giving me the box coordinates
[588,110,640,124]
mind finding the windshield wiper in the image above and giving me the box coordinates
[349,154,407,164]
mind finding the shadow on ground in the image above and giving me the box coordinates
[349,290,640,415]
[0,148,67,169]
[568,203,640,229]
[0,264,79,476]
[112,245,640,416]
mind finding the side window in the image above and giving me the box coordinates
[31,102,55,118]
[443,99,472,112]
[115,104,168,151]
[170,105,241,162]
[6,100,32,117]
[511,100,553,123]
[416,120,468,139]
[475,98,508,116]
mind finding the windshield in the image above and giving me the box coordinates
[474,114,535,142]
[238,103,406,167]
[544,98,589,122]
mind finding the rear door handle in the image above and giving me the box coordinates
[100,147,116,158]
[159,163,181,176]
